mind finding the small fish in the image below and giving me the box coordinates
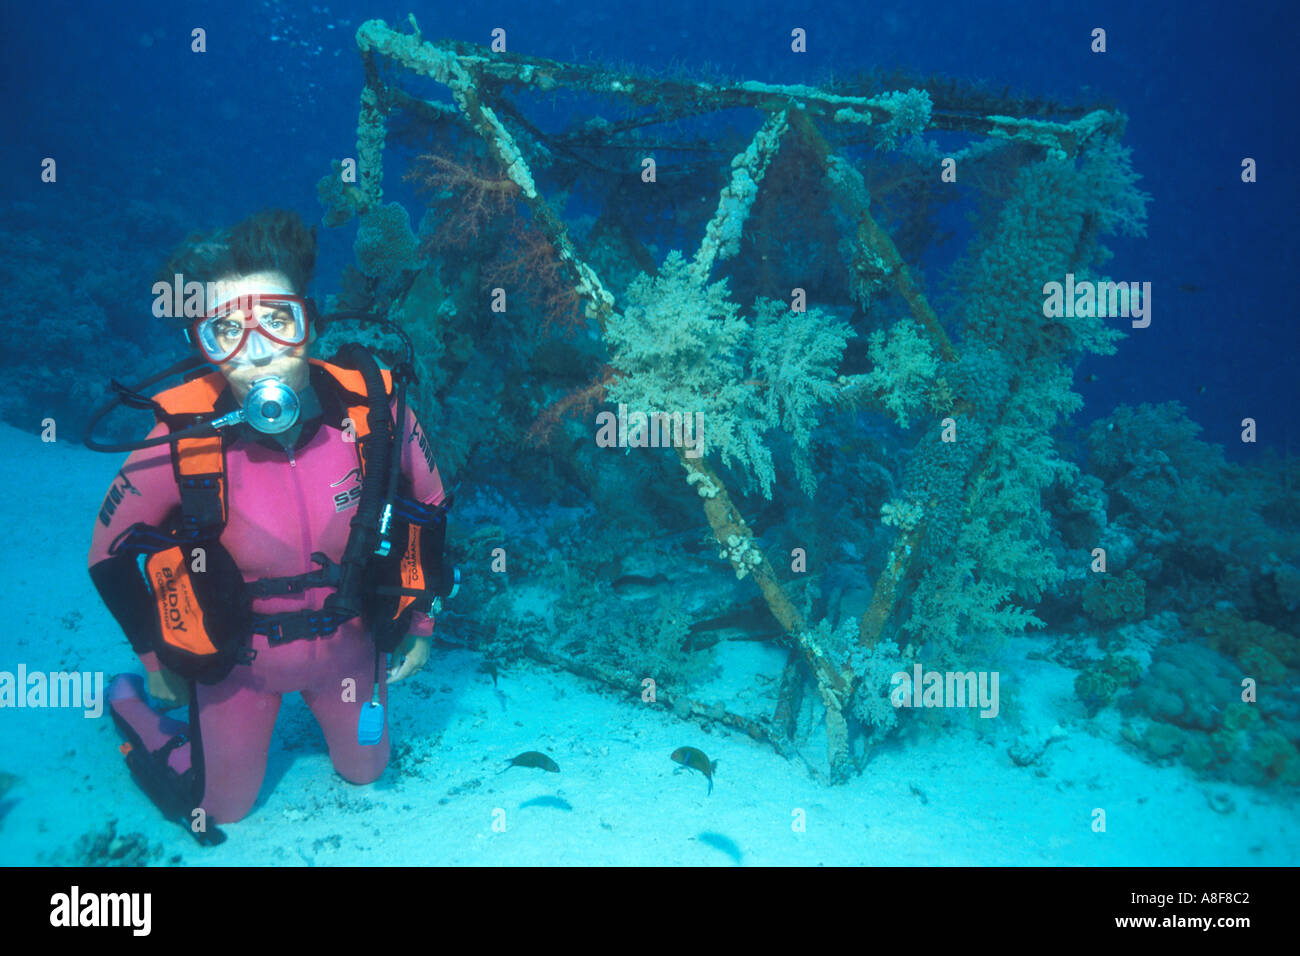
[671,746,718,795]
[501,751,559,773]
[1178,283,1203,294]
[479,659,501,686]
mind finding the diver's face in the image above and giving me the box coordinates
[205,271,314,403]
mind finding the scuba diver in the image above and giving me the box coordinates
[85,209,455,844]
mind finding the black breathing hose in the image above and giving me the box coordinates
[81,355,214,452]
[324,343,396,620]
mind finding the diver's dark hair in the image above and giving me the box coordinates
[158,208,318,296]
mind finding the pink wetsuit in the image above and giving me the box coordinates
[89,392,444,823]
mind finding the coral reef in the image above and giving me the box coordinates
[353,201,423,297]
[747,298,857,496]
[524,367,616,448]
[482,217,585,334]
[315,159,363,227]
[845,637,916,742]
[406,152,520,251]
[880,498,924,532]
[0,198,160,437]
[1073,652,1141,715]
[858,319,938,428]
[801,618,914,747]
[578,599,713,691]
[695,111,790,276]
[604,251,852,498]
[884,141,1150,666]
[328,24,1300,791]
[1187,608,1297,678]
[1082,569,1147,624]
[872,88,933,151]
[1118,642,1300,786]
[1084,402,1299,625]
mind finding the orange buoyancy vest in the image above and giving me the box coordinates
[110,358,450,683]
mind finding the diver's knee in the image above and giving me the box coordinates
[203,792,257,825]
[334,749,388,785]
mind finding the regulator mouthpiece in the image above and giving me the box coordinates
[210,377,301,434]
[244,378,300,434]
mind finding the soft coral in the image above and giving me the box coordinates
[405,152,519,251]
[482,217,584,335]
[523,365,618,448]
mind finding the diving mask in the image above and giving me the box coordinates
[190,293,310,365]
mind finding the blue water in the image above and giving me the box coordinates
[5,0,1296,448]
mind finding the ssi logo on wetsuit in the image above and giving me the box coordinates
[330,467,362,513]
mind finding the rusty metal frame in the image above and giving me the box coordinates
[345,16,1126,780]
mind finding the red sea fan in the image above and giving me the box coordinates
[482,218,584,336]
[524,365,619,448]
[405,153,520,251]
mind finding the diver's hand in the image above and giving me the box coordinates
[388,633,431,684]
[147,667,190,708]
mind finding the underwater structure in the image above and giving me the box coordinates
[313,17,1298,787]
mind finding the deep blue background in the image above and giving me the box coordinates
[4,0,1297,455]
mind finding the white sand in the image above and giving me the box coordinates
[0,422,1295,866]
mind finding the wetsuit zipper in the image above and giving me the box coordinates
[286,442,315,628]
